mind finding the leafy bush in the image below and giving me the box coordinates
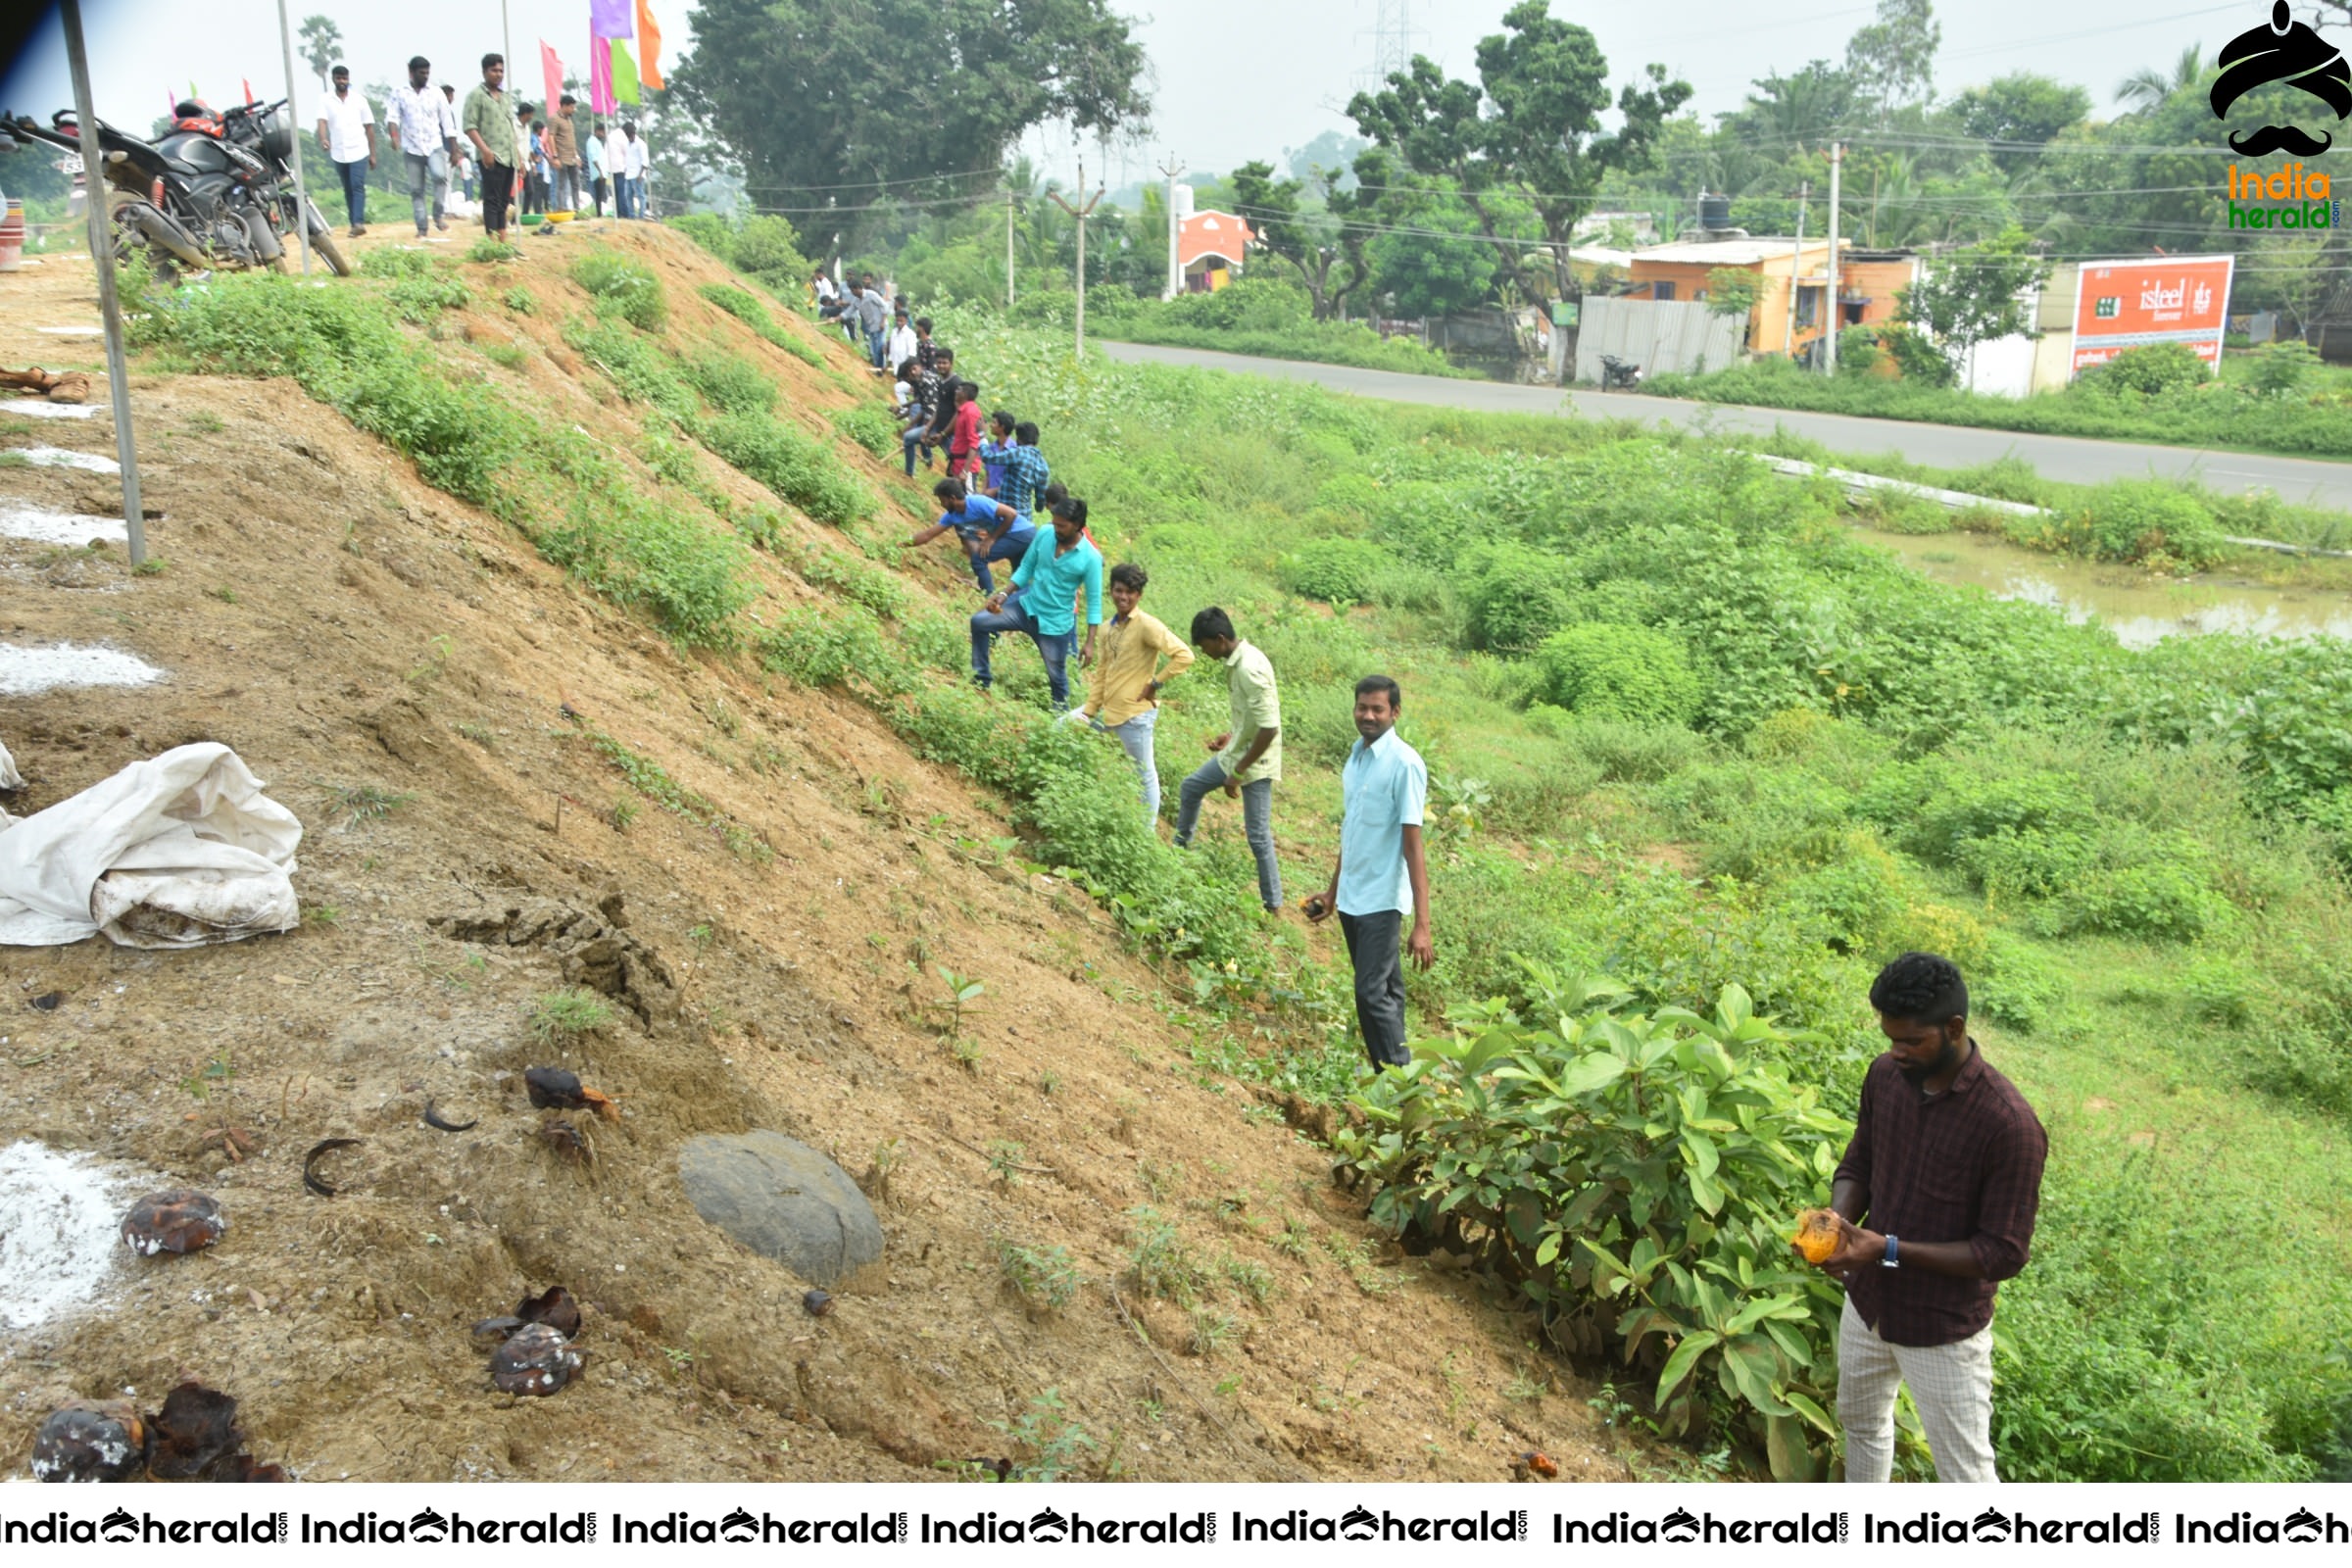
[1534,622,1703,726]
[2246,339,2321,397]
[700,409,873,525]
[997,1240,1080,1313]
[2088,342,2210,397]
[1279,537,1387,606]
[1333,986,1848,1478]
[829,402,901,459]
[2017,479,2227,568]
[680,349,776,416]
[700,280,826,365]
[571,250,667,331]
[536,486,754,648]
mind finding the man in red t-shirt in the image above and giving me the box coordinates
[947,379,983,481]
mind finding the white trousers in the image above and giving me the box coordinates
[1837,1294,1998,1482]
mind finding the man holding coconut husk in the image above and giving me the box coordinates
[1803,952,2047,1483]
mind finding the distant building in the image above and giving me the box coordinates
[1177,208,1255,293]
[1627,234,1912,359]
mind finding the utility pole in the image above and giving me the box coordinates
[1045,157,1105,357]
[61,0,144,567]
[1156,153,1184,301]
[1005,186,1016,308]
[1784,180,1807,361]
[1823,143,1842,376]
[273,0,313,276]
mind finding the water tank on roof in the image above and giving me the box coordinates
[1173,183,1196,220]
[1698,192,1732,232]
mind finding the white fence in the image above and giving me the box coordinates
[1574,296,1747,383]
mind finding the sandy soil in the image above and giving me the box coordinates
[0,231,1633,1484]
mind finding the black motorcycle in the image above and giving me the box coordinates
[1598,354,1643,392]
[4,100,348,280]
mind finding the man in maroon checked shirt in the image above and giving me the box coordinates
[1803,951,2047,1482]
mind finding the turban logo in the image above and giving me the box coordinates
[2211,1,2351,156]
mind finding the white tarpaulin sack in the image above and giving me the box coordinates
[0,743,302,948]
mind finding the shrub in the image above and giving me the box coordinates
[1333,986,1848,1479]
[1279,537,1386,606]
[1533,622,1703,726]
[570,250,667,331]
[2089,342,2210,396]
[759,604,898,693]
[700,410,873,525]
[829,402,900,460]
[536,486,754,648]
[1549,716,1708,782]
[2026,480,2227,568]
[680,350,776,416]
[700,281,827,365]
[2245,339,2321,397]
[997,1240,1080,1313]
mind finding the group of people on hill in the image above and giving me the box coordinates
[316,52,649,244]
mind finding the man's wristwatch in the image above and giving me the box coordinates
[1882,1235,1900,1269]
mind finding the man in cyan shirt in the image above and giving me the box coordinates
[1308,675,1432,1067]
[970,497,1102,710]
[1064,562,1193,824]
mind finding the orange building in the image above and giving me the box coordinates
[1627,236,1916,358]
[1176,210,1255,292]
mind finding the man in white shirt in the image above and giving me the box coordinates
[382,55,458,239]
[621,122,648,219]
[315,65,375,238]
[604,122,632,219]
[433,83,463,222]
[885,307,918,376]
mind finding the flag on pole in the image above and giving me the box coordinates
[611,41,641,106]
[589,29,614,115]
[635,0,664,91]
[589,0,632,37]
[540,41,564,118]
[242,78,256,105]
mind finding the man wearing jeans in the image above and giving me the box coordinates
[909,476,1032,595]
[1065,563,1194,825]
[463,54,518,243]
[384,57,455,239]
[1307,676,1432,1067]
[1174,608,1283,912]
[1804,952,2047,1483]
[970,496,1101,710]
[316,67,375,237]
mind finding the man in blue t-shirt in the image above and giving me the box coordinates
[907,476,1035,594]
[1306,675,1432,1068]
[970,497,1102,710]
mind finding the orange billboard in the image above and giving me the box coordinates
[2070,255,2236,375]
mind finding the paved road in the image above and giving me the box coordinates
[1098,341,2352,512]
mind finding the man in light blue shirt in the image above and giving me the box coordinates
[1308,675,1432,1068]
[970,496,1102,710]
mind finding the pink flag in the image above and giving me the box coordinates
[540,40,564,119]
[590,0,633,38]
[589,28,615,116]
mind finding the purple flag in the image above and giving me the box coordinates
[590,0,633,39]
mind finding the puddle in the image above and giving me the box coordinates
[10,446,119,473]
[0,1141,138,1334]
[0,400,100,420]
[1858,524,2352,648]
[0,504,128,546]
[0,642,164,696]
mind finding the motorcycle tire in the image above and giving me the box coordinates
[309,230,352,278]
[106,188,209,274]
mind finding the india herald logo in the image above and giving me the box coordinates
[2212,2,2351,155]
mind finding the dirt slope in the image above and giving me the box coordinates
[0,229,1626,1484]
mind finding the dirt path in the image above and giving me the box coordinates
[0,239,1630,1484]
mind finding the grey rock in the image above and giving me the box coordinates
[678,1132,883,1286]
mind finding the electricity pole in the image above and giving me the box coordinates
[1005,186,1016,308]
[274,0,313,276]
[1823,143,1842,376]
[1046,157,1104,357]
[1784,180,1806,361]
[1156,153,1184,301]
[61,0,143,566]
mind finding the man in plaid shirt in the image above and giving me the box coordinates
[997,420,1052,518]
[1805,951,2046,1483]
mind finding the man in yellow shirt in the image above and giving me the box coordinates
[1174,607,1284,912]
[1064,563,1194,825]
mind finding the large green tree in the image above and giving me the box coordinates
[1897,223,2047,380]
[1347,0,1689,302]
[1844,0,1941,125]
[298,15,343,96]
[672,0,1148,247]
[1950,74,2089,172]
[1228,159,1374,319]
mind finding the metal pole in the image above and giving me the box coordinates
[503,2,514,103]
[1823,143,1842,376]
[1005,187,1015,309]
[1157,153,1183,300]
[1074,178,1086,357]
[274,0,313,274]
[1784,180,1806,360]
[60,0,144,566]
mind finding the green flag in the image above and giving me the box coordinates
[611,40,640,106]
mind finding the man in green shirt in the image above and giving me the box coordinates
[1173,607,1283,912]
[461,54,519,243]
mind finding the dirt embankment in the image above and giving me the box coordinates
[0,230,1626,1483]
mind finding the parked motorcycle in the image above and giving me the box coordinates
[2,99,347,280]
[1598,354,1643,392]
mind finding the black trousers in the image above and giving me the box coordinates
[1339,909,1410,1068]
[479,160,514,234]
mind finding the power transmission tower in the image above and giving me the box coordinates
[1352,0,1424,93]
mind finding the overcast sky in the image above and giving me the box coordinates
[2,0,2272,186]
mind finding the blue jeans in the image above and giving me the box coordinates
[335,157,368,227]
[1174,758,1282,910]
[402,150,434,233]
[962,529,1031,595]
[970,595,1071,709]
[1066,707,1161,822]
[866,326,889,368]
[901,411,931,474]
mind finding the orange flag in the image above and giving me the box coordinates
[636,0,665,90]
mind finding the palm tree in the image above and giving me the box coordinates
[297,16,343,95]
[2115,42,2203,113]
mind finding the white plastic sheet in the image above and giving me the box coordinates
[0,743,302,948]
[0,736,22,792]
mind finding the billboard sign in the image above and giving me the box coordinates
[2070,255,2236,375]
